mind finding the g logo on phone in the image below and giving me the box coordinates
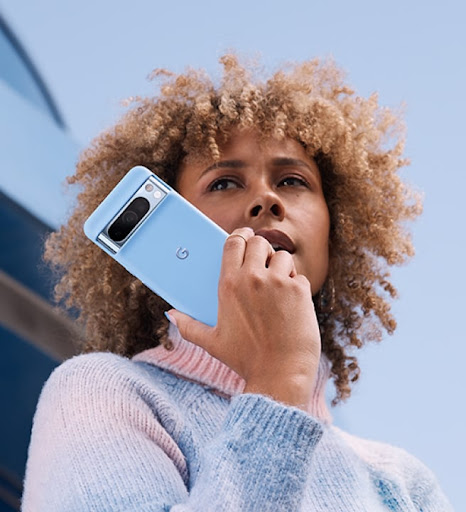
[176,247,189,260]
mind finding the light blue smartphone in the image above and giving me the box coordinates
[84,165,228,326]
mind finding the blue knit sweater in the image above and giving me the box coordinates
[22,328,453,511]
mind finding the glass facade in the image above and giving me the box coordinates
[0,15,64,128]
[0,194,57,511]
[0,13,79,512]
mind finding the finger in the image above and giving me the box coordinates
[293,274,313,295]
[220,227,255,277]
[167,309,216,354]
[242,235,275,270]
[267,250,297,277]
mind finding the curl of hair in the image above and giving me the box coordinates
[44,54,422,406]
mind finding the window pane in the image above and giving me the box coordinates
[0,22,57,123]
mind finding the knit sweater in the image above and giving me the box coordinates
[22,324,453,511]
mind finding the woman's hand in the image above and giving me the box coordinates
[167,227,322,410]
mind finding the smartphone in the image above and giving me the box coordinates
[84,165,228,326]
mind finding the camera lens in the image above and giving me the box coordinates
[122,211,138,225]
[108,197,149,242]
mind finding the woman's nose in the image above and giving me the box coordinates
[248,189,285,221]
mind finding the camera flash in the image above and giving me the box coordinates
[154,190,162,199]
[145,184,154,192]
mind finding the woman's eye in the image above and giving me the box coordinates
[209,178,240,191]
[280,176,308,187]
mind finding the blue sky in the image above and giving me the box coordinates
[2,0,465,508]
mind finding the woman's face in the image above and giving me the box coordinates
[177,131,330,294]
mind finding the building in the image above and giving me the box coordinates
[0,13,80,511]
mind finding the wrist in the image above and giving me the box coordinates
[243,373,315,411]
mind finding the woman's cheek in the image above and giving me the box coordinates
[198,204,239,234]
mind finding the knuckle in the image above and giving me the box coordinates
[177,318,190,340]
[294,274,311,290]
[224,236,243,249]
[183,323,193,341]
[295,273,309,284]
[269,273,286,288]
[235,227,254,236]
[229,227,254,240]
[247,270,265,287]
[273,250,293,263]
[251,235,271,250]
[220,274,237,292]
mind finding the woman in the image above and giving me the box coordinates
[22,55,452,511]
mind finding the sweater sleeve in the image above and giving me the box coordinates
[22,353,323,512]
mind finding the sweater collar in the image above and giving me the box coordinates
[133,323,333,425]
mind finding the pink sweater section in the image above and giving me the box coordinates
[132,323,333,424]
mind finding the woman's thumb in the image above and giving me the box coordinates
[165,309,214,353]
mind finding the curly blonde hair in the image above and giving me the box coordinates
[45,54,422,405]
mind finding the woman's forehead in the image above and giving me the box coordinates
[182,128,314,165]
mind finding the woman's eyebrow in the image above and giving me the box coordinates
[200,160,247,177]
[272,157,320,181]
[200,157,317,178]
[272,157,314,173]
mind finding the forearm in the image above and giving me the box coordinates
[179,394,323,511]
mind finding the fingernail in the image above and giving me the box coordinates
[164,310,177,327]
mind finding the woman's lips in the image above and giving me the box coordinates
[254,229,296,253]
